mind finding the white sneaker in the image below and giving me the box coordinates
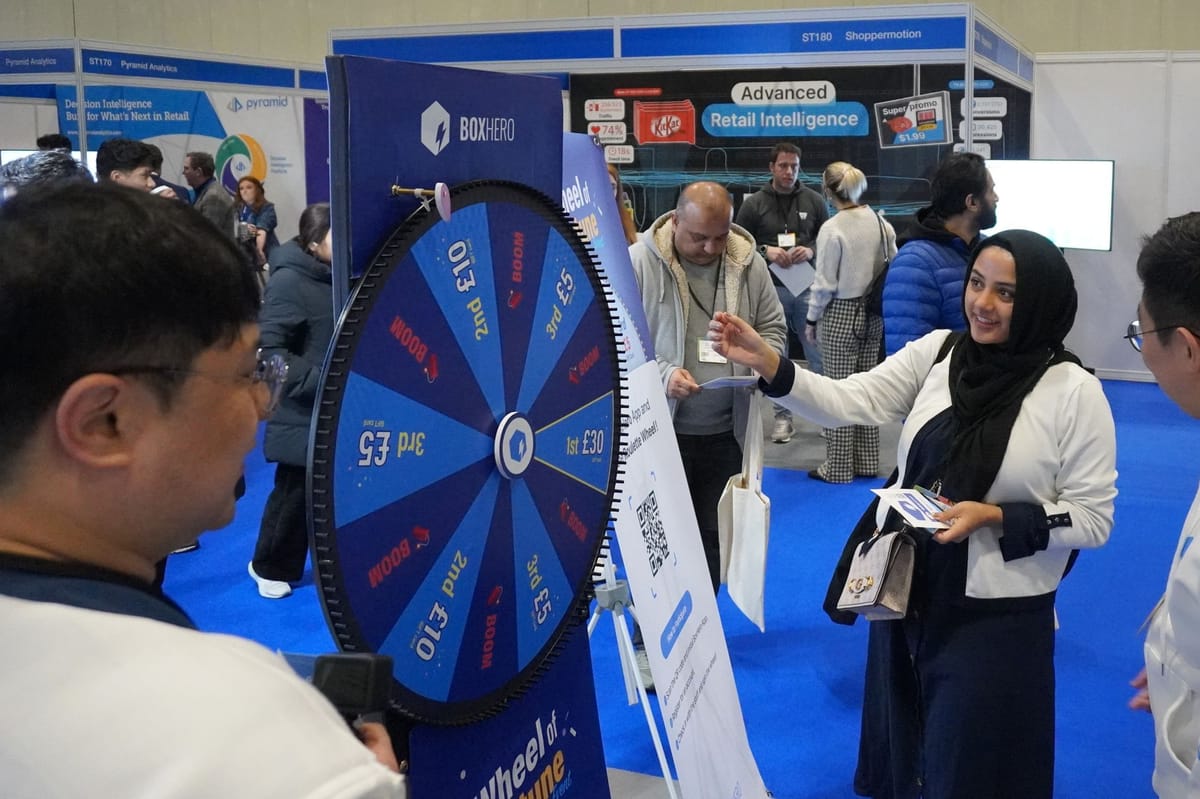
[771,417,794,443]
[248,562,292,599]
[634,647,655,692]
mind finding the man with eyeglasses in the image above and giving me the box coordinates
[1127,212,1200,799]
[0,182,408,798]
[182,150,236,238]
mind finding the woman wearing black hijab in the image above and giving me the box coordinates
[708,230,1117,799]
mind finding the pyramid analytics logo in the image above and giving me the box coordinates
[227,96,290,113]
[421,100,518,157]
[216,133,267,193]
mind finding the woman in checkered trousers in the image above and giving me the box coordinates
[802,162,897,483]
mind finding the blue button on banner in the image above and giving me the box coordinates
[949,79,995,91]
[660,590,694,658]
[702,101,869,138]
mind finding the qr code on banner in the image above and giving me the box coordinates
[637,491,669,576]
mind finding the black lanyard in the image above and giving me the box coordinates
[773,191,799,234]
[685,256,725,319]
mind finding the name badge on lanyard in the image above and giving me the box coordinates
[777,232,796,249]
[698,338,728,364]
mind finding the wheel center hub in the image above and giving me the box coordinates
[495,412,535,479]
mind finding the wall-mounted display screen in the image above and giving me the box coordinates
[985,159,1115,251]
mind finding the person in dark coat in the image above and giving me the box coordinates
[881,152,998,356]
[248,203,334,598]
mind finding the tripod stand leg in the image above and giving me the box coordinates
[589,548,679,797]
[588,596,637,699]
[587,603,603,637]
[610,606,639,705]
[612,606,680,799]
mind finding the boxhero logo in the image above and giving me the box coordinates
[420,100,517,157]
[420,102,451,155]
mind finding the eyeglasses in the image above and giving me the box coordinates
[1124,318,1200,353]
[108,349,289,415]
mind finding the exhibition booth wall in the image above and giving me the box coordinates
[3,15,1196,380]
[1033,51,1200,381]
[0,39,329,242]
[330,5,1194,382]
[0,40,82,163]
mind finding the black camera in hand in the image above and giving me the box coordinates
[311,653,411,771]
[311,653,394,719]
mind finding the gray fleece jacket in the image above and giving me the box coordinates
[628,210,787,447]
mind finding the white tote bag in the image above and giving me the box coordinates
[717,390,770,631]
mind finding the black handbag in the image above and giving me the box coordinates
[862,212,891,318]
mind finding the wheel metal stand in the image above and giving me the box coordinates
[587,547,679,799]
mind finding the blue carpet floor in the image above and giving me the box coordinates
[166,379,1192,798]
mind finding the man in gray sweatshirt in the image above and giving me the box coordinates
[629,181,786,593]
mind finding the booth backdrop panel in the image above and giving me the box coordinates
[1033,57,1168,380]
[56,83,308,243]
[325,56,563,281]
[57,84,222,148]
[569,65,970,229]
[920,63,1031,161]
